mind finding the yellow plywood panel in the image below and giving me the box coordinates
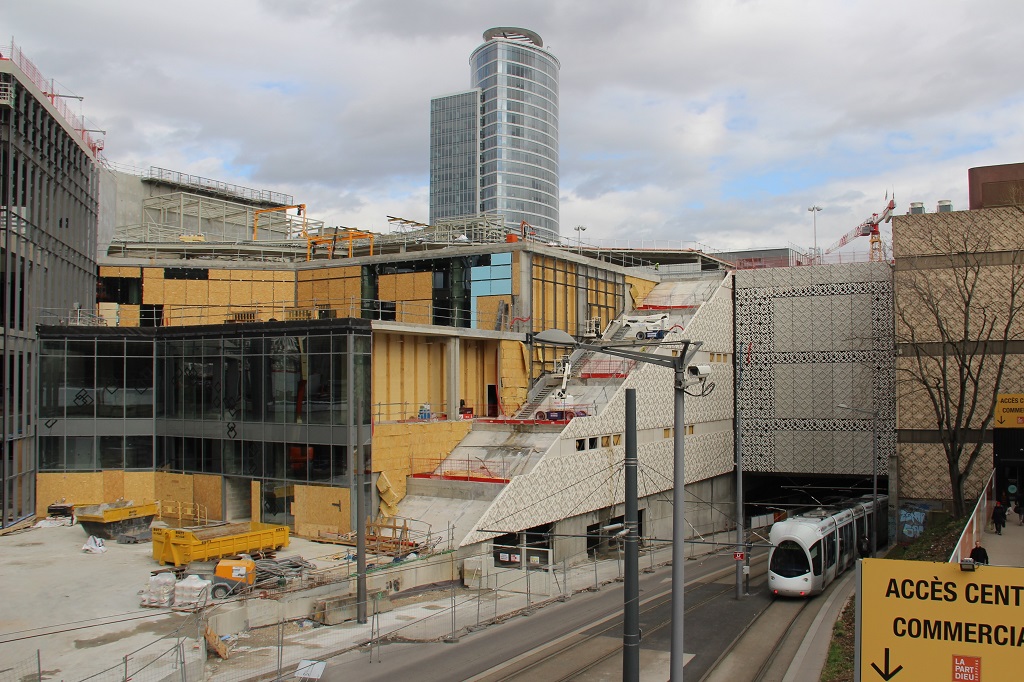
[499,339,530,415]
[475,295,509,331]
[100,266,141,278]
[231,270,253,281]
[293,484,351,539]
[143,280,164,305]
[193,474,223,521]
[626,275,658,308]
[398,301,431,325]
[163,280,186,306]
[185,280,209,306]
[123,472,156,503]
[36,472,104,516]
[155,472,193,506]
[208,280,230,306]
[208,269,233,281]
[230,282,253,305]
[251,281,274,305]
[119,305,141,327]
[378,274,398,301]
[273,282,295,305]
[143,267,164,280]
[311,280,328,302]
[274,271,292,282]
[327,278,352,303]
[102,470,125,501]
[251,480,262,523]
[297,280,314,304]
[206,306,229,325]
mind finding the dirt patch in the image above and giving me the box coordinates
[73,613,189,648]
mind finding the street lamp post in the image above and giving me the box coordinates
[533,329,704,681]
[808,205,822,264]
[838,403,879,555]
[574,225,587,254]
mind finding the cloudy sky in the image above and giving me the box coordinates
[6,0,1024,254]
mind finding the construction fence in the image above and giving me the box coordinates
[13,538,709,682]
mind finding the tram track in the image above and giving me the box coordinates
[490,558,768,682]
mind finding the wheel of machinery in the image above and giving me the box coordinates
[211,583,231,599]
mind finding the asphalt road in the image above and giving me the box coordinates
[319,550,771,681]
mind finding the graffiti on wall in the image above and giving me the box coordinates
[899,502,930,541]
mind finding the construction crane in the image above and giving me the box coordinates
[825,197,896,262]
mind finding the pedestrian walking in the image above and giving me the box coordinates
[1015,498,1024,526]
[992,501,1007,535]
[969,540,989,565]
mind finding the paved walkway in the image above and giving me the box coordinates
[982,512,1024,566]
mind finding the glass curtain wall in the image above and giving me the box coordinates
[38,321,372,528]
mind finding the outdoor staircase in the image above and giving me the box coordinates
[515,381,558,419]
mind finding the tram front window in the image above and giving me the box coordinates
[770,540,810,578]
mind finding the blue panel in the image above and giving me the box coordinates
[492,252,512,265]
[474,281,492,296]
[470,297,478,326]
[490,265,512,279]
[490,280,512,295]
[471,266,491,280]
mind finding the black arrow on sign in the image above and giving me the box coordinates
[871,648,903,680]
[998,415,1006,424]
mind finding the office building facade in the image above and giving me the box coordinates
[430,28,560,242]
[1,47,102,527]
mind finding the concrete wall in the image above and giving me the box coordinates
[461,274,735,548]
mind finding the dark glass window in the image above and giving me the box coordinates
[770,540,810,578]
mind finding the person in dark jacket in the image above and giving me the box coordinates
[969,541,989,565]
[992,501,1008,535]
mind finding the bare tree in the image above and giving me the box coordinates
[895,212,1024,517]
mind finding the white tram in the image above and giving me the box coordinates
[767,495,888,597]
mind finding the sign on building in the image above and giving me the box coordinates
[857,558,1024,680]
[993,393,1024,428]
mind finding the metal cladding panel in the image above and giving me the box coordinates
[734,263,895,476]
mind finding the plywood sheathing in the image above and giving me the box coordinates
[142,269,164,305]
[155,472,194,506]
[499,339,530,415]
[475,295,509,331]
[251,480,262,523]
[372,333,447,421]
[119,305,141,327]
[35,472,104,516]
[103,470,125,501]
[193,474,223,520]
[371,421,472,507]
[99,266,141,278]
[625,275,658,309]
[293,484,351,539]
[123,471,157,502]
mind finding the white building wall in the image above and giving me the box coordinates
[461,273,736,548]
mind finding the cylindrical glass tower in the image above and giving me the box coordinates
[471,28,560,242]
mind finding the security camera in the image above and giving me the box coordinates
[687,365,712,379]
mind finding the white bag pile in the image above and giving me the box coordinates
[173,575,212,607]
[140,573,177,607]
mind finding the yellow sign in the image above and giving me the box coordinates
[994,393,1024,428]
[859,558,1024,680]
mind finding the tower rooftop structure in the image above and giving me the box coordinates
[430,27,560,242]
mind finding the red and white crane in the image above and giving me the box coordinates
[825,197,896,262]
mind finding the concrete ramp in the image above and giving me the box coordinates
[640,278,719,309]
[395,492,496,547]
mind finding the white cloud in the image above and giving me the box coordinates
[6,0,1024,251]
